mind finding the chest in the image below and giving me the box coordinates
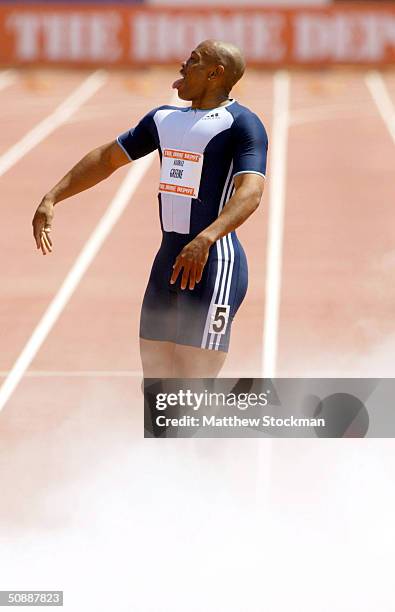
[155,108,234,154]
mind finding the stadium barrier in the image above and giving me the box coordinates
[1,4,395,66]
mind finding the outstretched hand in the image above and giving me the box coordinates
[32,197,54,255]
[170,235,212,290]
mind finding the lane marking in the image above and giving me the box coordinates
[0,92,178,411]
[0,70,107,178]
[0,370,259,379]
[0,370,143,378]
[262,71,290,378]
[365,71,395,145]
[256,73,290,509]
[0,156,153,410]
[0,69,17,92]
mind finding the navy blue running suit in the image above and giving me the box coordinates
[117,99,268,352]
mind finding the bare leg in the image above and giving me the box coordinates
[140,338,227,378]
[142,341,226,437]
[173,344,227,378]
[140,338,176,378]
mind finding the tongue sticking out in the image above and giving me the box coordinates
[172,78,184,89]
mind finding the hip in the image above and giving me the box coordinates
[156,230,247,264]
[147,231,248,302]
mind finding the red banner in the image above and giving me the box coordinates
[1,4,395,66]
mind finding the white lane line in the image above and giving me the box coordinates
[0,91,178,411]
[0,370,143,378]
[0,70,107,178]
[366,71,395,145]
[0,369,261,379]
[0,69,17,92]
[262,71,290,378]
[0,157,152,409]
[0,163,150,408]
[0,370,261,379]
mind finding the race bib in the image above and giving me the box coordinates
[159,148,203,199]
[209,305,230,336]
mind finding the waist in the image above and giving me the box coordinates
[160,229,241,254]
[160,229,209,252]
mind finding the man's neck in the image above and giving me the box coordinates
[190,92,231,110]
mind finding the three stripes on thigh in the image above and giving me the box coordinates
[201,162,236,351]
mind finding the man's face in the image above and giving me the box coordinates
[172,46,216,100]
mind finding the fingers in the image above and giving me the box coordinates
[188,264,197,291]
[40,228,52,255]
[171,256,206,291]
[180,262,191,290]
[34,229,41,250]
[170,255,192,290]
[45,228,53,247]
[171,242,208,290]
[170,257,183,285]
[32,200,54,255]
[33,218,43,250]
[196,264,204,284]
[34,224,52,255]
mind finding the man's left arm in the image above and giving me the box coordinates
[170,173,264,290]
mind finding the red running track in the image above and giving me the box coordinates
[1,66,395,612]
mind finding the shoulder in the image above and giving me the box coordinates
[226,101,264,124]
[227,102,268,141]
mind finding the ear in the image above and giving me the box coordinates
[215,65,225,78]
[208,65,225,80]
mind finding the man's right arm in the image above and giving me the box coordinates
[44,140,130,206]
[32,140,130,254]
[33,106,160,255]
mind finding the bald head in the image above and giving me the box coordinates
[196,40,246,94]
[174,40,246,105]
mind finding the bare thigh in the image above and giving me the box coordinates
[140,338,176,378]
[140,338,227,378]
[173,344,227,378]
